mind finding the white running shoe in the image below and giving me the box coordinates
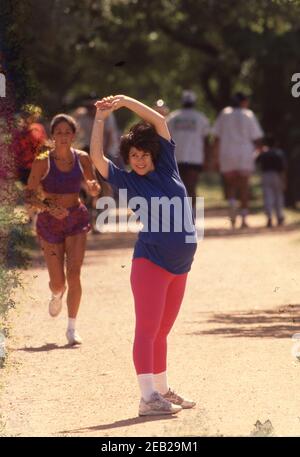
[66,329,82,346]
[138,391,182,416]
[48,286,66,317]
[162,388,196,409]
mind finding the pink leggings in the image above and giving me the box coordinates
[130,258,188,375]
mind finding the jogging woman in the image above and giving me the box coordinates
[26,114,100,345]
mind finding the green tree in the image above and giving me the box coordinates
[2,0,300,202]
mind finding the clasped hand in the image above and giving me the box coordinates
[94,95,126,119]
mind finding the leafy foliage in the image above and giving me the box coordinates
[1,0,300,201]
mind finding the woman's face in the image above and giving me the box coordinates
[129,147,155,175]
[52,121,75,148]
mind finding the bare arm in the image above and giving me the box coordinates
[212,137,220,171]
[78,151,101,196]
[25,158,51,212]
[203,136,210,170]
[254,138,263,151]
[98,95,171,141]
[25,158,69,219]
[90,108,111,179]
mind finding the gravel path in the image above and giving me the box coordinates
[1,213,300,437]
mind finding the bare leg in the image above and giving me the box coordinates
[223,173,238,201]
[238,174,250,210]
[238,174,250,227]
[223,172,239,227]
[40,238,66,295]
[65,232,87,318]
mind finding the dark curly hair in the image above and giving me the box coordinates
[119,122,160,165]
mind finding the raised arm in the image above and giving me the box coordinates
[90,108,111,179]
[99,95,171,141]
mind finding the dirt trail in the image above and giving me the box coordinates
[1,213,300,437]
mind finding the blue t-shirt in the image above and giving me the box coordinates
[107,135,197,274]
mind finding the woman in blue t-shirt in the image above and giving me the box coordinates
[90,95,197,416]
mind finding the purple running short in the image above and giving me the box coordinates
[36,203,91,244]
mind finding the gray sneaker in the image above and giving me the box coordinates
[139,391,182,416]
[163,388,196,409]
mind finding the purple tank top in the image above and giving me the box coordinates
[41,149,83,194]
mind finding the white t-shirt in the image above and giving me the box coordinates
[212,107,263,173]
[167,108,210,165]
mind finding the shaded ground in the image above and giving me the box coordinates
[1,211,300,437]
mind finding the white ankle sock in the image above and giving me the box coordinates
[137,373,155,402]
[68,318,76,331]
[154,371,169,395]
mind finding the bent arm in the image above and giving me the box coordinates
[211,137,220,171]
[254,138,263,152]
[78,151,101,196]
[99,95,171,141]
[121,97,171,141]
[25,159,51,212]
[203,136,210,170]
[26,159,72,219]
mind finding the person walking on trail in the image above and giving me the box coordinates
[256,136,287,228]
[91,95,197,417]
[212,92,263,228]
[167,90,210,215]
[25,114,101,345]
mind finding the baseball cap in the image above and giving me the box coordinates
[182,90,197,104]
